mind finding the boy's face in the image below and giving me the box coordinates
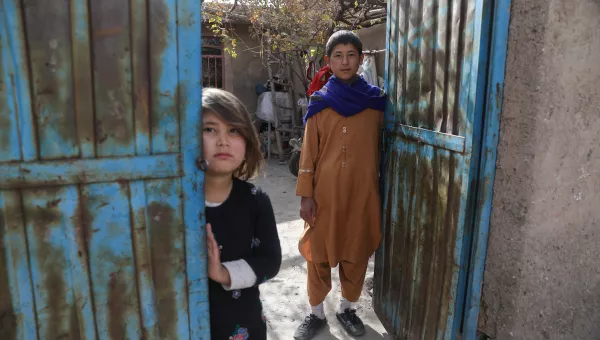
[325,43,364,81]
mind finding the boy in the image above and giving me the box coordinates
[294,30,386,339]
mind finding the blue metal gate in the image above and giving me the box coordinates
[0,0,208,338]
[374,0,510,339]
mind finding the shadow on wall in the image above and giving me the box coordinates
[482,1,600,339]
[356,24,387,79]
[479,0,551,337]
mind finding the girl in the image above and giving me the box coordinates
[202,88,282,339]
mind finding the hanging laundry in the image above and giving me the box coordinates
[307,65,333,97]
[360,55,379,87]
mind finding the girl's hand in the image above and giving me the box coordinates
[206,223,231,285]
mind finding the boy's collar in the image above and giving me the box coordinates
[336,74,360,85]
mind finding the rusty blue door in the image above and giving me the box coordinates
[0,0,208,339]
[374,0,495,339]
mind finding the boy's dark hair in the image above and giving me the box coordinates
[202,88,263,180]
[325,30,363,57]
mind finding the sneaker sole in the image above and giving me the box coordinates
[293,320,328,340]
[336,314,366,337]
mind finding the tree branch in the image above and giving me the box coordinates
[228,0,238,12]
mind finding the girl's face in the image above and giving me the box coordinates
[202,111,246,177]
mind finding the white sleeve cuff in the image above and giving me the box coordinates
[221,260,257,291]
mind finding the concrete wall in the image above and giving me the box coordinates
[221,24,306,116]
[356,24,386,80]
[480,1,600,339]
[202,24,270,114]
[225,24,271,115]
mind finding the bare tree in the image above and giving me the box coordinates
[203,0,386,93]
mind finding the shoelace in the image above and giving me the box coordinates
[299,315,319,330]
[345,309,360,323]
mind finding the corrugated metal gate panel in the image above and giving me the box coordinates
[375,0,487,339]
[0,0,207,339]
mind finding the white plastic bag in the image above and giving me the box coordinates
[360,55,379,86]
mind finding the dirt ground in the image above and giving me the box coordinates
[251,160,391,340]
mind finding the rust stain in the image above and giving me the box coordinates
[425,150,450,339]
[70,3,96,158]
[24,191,71,339]
[23,0,79,159]
[0,56,12,152]
[97,129,109,144]
[70,303,81,340]
[93,27,125,39]
[90,0,135,155]
[147,201,179,338]
[107,271,126,340]
[42,251,68,340]
[80,171,88,185]
[377,143,466,338]
[435,153,461,335]
[0,112,11,157]
[177,9,196,28]
[409,153,436,338]
[46,198,62,208]
[37,87,55,96]
[79,191,94,254]
[133,86,150,153]
[495,82,502,109]
[129,0,150,156]
[129,195,155,339]
[117,181,128,190]
[149,2,181,154]
[70,186,96,337]
[380,148,396,301]
[0,210,17,340]
[33,204,62,239]
[397,146,418,338]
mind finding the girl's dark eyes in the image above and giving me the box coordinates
[202,127,239,134]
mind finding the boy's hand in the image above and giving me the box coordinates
[206,223,231,285]
[300,197,317,226]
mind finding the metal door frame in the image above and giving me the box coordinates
[377,0,512,339]
[0,0,209,338]
[461,1,512,339]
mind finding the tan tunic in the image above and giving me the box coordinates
[296,107,383,267]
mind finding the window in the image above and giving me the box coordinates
[202,36,224,88]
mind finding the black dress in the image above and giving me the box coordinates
[207,178,282,340]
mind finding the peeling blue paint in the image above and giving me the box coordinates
[0,0,208,338]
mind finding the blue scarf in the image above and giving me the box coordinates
[303,75,386,124]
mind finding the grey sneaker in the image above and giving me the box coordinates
[294,314,327,340]
[336,309,365,336]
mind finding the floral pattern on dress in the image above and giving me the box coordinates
[229,325,249,340]
[232,290,242,299]
[251,237,260,248]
